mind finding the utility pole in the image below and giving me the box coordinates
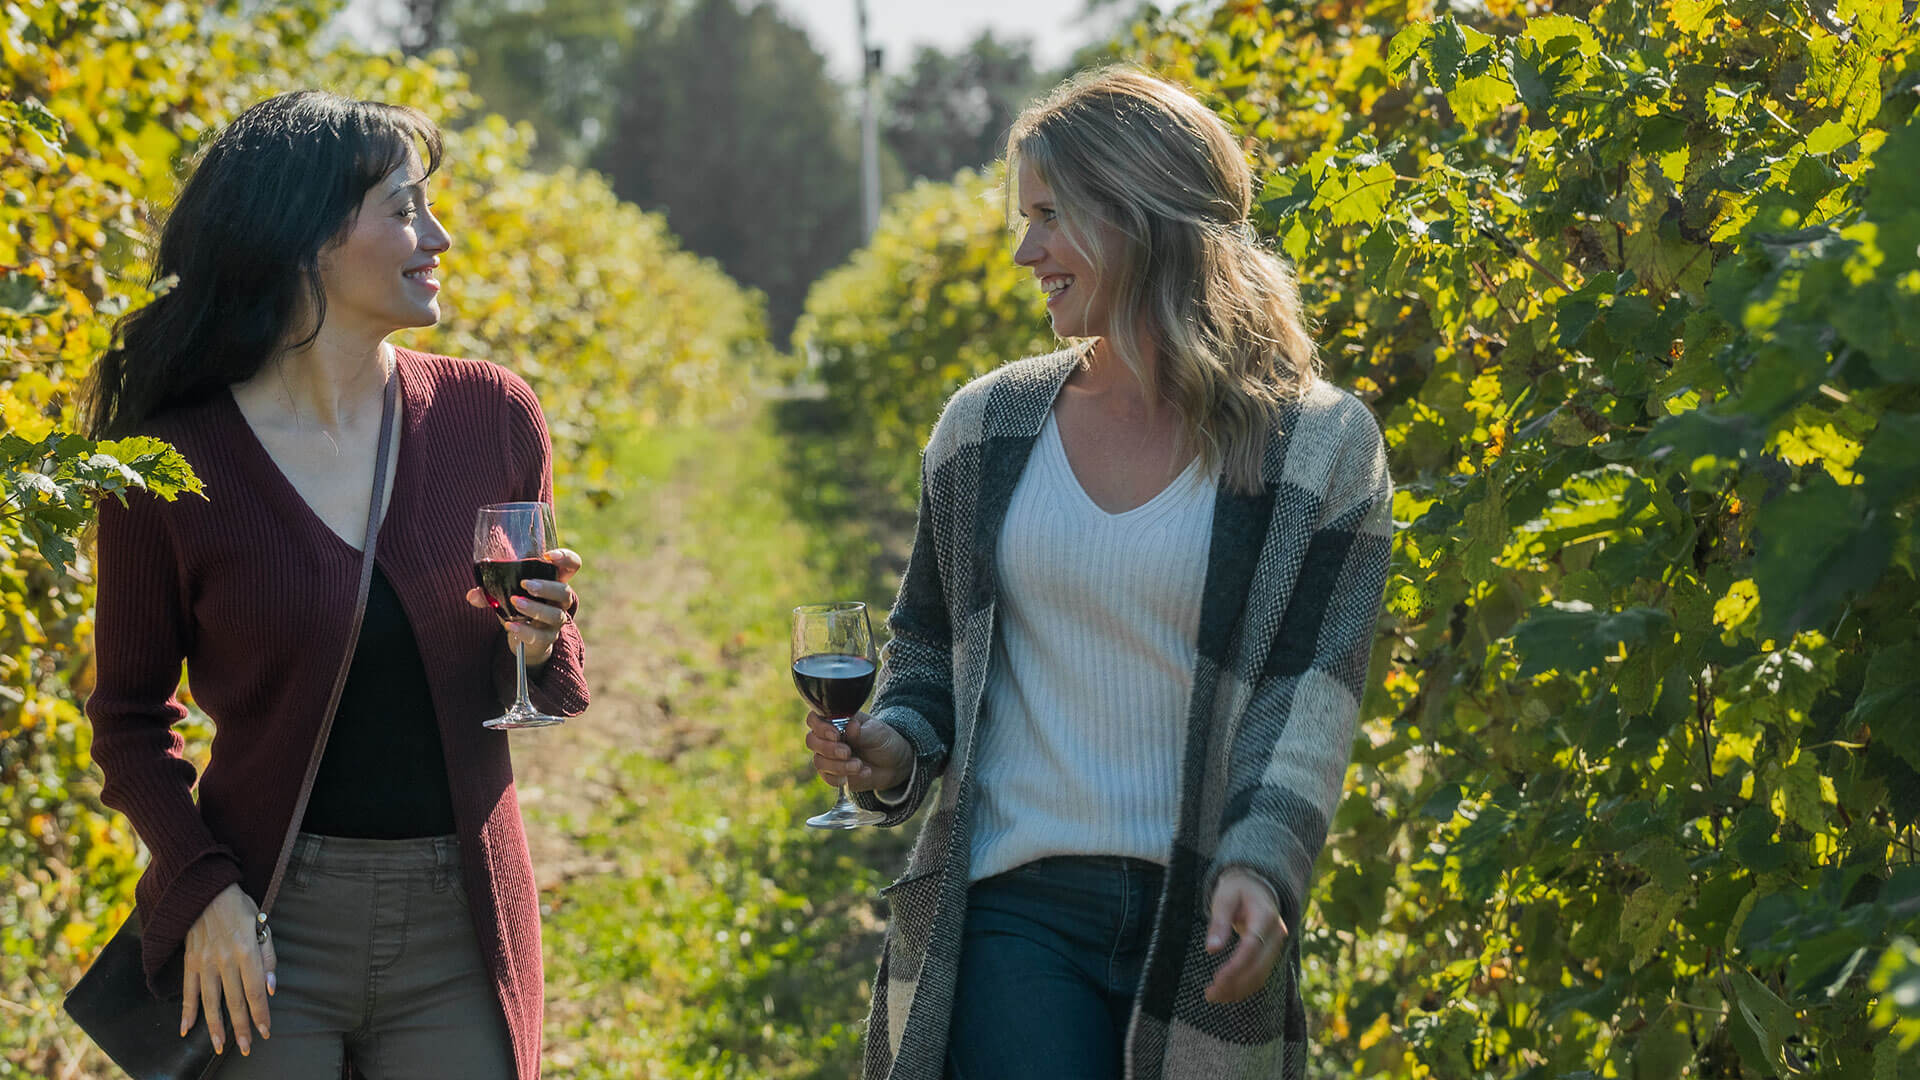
[856,0,882,240]
[399,0,444,55]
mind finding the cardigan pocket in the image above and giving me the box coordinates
[878,870,942,979]
[879,869,936,897]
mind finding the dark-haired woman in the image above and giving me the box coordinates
[805,67,1392,1079]
[84,90,587,1079]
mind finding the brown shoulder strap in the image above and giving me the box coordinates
[259,370,401,914]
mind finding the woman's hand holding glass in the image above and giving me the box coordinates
[465,546,581,668]
[805,710,913,794]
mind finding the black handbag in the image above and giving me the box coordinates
[64,374,398,1079]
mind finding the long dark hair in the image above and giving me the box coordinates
[85,91,443,437]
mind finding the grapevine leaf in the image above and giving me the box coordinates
[1521,13,1601,57]
[1632,1005,1694,1080]
[1447,73,1516,130]
[1425,18,1470,91]
[1806,120,1857,156]
[1752,476,1893,637]
[1848,643,1920,771]
[1387,22,1432,76]
[1855,412,1920,506]
[1257,168,1317,220]
[1513,603,1671,677]
[1619,881,1684,970]
[1726,967,1802,1077]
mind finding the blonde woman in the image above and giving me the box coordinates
[803,68,1393,1079]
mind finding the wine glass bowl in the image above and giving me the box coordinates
[793,601,886,829]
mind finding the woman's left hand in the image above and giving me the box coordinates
[1203,868,1289,1004]
[467,548,581,668]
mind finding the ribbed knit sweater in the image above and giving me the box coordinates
[970,412,1217,881]
[85,347,588,1080]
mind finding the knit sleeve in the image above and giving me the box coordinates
[1205,403,1393,934]
[86,491,244,990]
[493,371,590,717]
[852,451,955,825]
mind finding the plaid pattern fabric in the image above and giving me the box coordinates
[852,349,1394,1080]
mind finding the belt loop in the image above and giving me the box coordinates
[291,833,319,890]
[434,835,455,892]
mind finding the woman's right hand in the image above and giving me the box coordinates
[806,710,913,793]
[181,883,275,1056]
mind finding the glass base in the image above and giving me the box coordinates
[483,707,566,730]
[807,800,886,830]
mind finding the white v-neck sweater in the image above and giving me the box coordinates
[967,412,1219,882]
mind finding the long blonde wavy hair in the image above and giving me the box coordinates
[1007,66,1318,494]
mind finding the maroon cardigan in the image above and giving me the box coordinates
[86,347,588,1080]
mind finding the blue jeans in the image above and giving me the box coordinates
[946,855,1167,1080]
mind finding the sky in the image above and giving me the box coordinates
[334,0,1116,83]
[770,0,1105,81]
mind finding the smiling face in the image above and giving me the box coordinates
[1013,157,1114,340]
[316,147,451,339]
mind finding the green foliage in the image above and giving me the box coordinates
[2,1,771,1073]
[806,0,1920,1074]
[1144,0,1920,1073]
[793,170,1056,499]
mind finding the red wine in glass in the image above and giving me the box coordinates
[792,653,877,719]
[792,602,885,829]
[474,557,560,622]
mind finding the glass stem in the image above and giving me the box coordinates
[831,718,857,809]
[514,638,532,709]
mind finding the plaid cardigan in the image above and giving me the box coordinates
[851,349,1394,1079]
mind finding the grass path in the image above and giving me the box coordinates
[519,411,912,1078]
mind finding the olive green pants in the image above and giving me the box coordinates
[213,833,514,1080]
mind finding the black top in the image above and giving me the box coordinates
[301,564,458,838]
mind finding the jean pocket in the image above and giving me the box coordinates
[444,870,474,912]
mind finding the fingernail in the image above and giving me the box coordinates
[213,1039,224,1054]
[267,972,277,995]
[180,1024,190,1038]
[238,1039,250,1056]
[1208,934,1222,948]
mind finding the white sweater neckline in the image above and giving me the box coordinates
[1040,411,1209,522]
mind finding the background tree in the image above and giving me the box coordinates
[593,0,863,340]
[422,0,653,166]
[881,32,1045,185]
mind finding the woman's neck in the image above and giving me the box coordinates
[1069,337,1161,412]
[242,325,392,431]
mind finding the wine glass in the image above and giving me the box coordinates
[473,502,566,730]
[793,601,886,829]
